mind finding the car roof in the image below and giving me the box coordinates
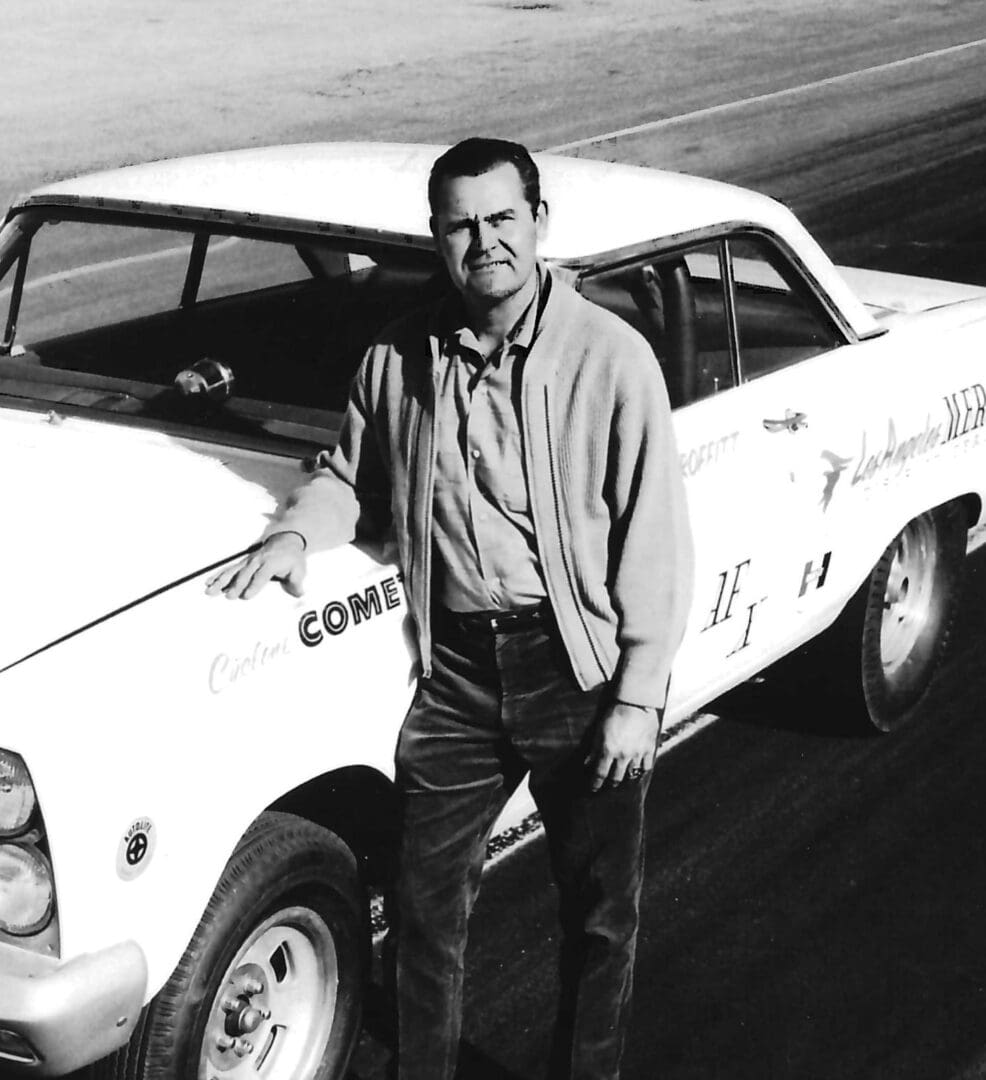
[19,143,795,257]
[13,142,879,337]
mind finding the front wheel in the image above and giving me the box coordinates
[857,502,966,731]
[96,811,366,1080]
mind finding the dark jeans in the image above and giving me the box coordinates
[393,609,652,1080]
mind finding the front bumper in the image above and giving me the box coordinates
[0,939,147,1075]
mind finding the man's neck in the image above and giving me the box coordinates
[463,271,538,357]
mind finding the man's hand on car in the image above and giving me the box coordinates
[206,531,307,600]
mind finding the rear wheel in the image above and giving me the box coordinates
[95,811,366,1080]
[856,502,966,731]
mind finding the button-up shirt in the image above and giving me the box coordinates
[431,272,549,612]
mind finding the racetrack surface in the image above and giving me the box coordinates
[22,1,986,1077]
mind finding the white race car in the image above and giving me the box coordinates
[2,144,985,1079]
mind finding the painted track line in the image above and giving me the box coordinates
[546,37,986,154]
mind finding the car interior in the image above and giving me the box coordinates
[0,217,446,453]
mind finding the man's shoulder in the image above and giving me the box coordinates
[354,296,442,405]
[369,298,439,354]
[547,273,654,360]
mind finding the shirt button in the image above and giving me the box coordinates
[471,449,481,460]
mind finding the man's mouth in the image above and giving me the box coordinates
[470,259,510,271]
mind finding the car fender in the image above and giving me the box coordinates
[1,540,416,999]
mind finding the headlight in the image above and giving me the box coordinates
[0,844,53,935]
[0,751,36,835]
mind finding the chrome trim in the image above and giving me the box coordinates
[0,939,147,1076]
[16,194,437,253]
[719,238,742,383]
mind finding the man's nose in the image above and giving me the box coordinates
[473,219,497,251]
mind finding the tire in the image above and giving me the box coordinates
[851,502,966,731]
[94,811,366,1080]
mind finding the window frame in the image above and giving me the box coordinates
[724,232,846,383]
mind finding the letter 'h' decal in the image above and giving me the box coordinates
[799,551,832,598]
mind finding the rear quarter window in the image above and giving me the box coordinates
[16,220,193,343]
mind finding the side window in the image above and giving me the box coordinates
[728,235,842,381]
[580,243,736,409]
[2,215,444,437]
[197,235,313,302]
[681,246,733,400]
[580,233,847,405]
[16,220,191,344]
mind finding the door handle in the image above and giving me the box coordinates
[763,409,808,433]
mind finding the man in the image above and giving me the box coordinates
[209,138,694,1080]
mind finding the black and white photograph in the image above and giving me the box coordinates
[2,2,986,1078]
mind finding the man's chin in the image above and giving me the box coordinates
[470,286,520,304]
[464,273,524,304]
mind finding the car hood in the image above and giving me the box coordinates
[0,407,304,672]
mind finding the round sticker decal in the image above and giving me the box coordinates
[117,817,156,880]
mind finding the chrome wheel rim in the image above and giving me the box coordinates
[199,905,338,1079]
[880,515,938,678]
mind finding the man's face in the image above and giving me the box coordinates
[430,163,547,307]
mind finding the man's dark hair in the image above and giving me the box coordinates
[428,138,542,216]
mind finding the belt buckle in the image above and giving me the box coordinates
[489,606,540,632]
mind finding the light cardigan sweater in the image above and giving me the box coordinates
[274,269,694,708]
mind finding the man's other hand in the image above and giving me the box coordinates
[586,702,663,792]
[205,532,307,600]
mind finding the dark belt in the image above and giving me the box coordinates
[434,600,552,635]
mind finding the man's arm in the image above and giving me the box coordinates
[608,347,695,706]
[206,350,389,600]
[586,341,695,787]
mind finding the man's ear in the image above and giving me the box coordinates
[535,199,549,241]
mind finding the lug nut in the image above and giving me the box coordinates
[233,1038,254,1058]
[242,977,265,996]
[239,1006,266,1034]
